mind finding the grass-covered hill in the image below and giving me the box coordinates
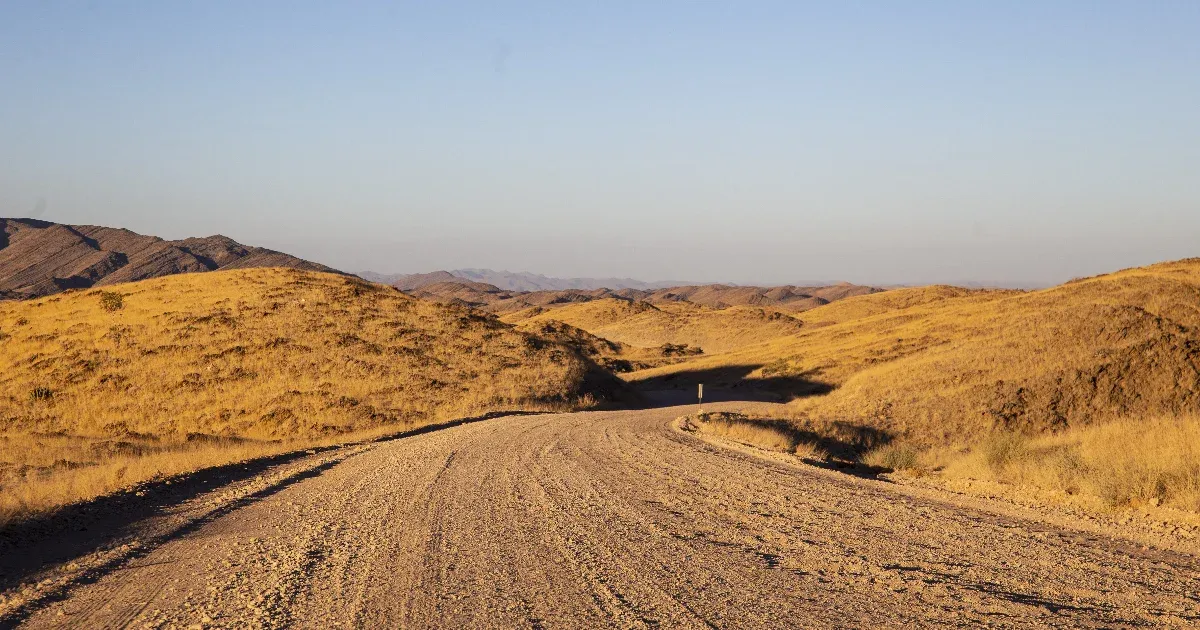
[631,259,1200,444]
[0,268,622,521]
[502,298,806,355]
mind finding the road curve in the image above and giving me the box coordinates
[18,406,1200,628]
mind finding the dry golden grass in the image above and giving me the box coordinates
[629,259,1200,444]
[681,412,825,459]
[624,259,1200,514]
[0,268,619,523]
[931,415,1200,511]
[502,298,805,355]
[717,409,1200,513]
[796,284,992,327]
[860,442,923,472]
[512,318,700,373]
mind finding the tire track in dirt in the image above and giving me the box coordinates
[9,404,1200,628]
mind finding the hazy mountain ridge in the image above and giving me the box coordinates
[450,269,685,292]
[369,268,881,314]
[364,268,688,292]
[393,275,882,315]
[0,218,344,300]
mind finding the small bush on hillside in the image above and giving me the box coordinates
[982,431,1029,470]
[660,343,702,356]
[99,291,124,312]
[862,442,923,471]
[761,358,795,377]
[28,387,53,402]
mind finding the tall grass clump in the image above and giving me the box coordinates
[861,442,924,472]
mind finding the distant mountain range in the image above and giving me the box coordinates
[371,268,883,315]
[0,218,882,313]
[0,218,343,300]
[358,269,686,292]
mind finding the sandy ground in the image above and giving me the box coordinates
[6,404,1200,628]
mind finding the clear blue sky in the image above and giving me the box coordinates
[2,1,1198,286]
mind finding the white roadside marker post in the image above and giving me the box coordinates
[698,383,703,415]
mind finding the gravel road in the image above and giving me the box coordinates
[12,406,1200,628]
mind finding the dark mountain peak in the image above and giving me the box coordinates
[0,219,345,300]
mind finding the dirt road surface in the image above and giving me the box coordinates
[8,405,1200,628]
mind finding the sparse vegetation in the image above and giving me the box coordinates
[0,268,622,524]
[682,412,824,459]
[503,298,805,355]
[630,259,1200,444]
[861,442,923,472]
[97,291,124,312]
[26,387,53,402]
[626,260,1200,515]
[937,415,1200,511]
[515,319,705,373]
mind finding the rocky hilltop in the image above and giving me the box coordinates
[0,218,343,299]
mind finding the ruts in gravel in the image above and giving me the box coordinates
[11,404,1200,628]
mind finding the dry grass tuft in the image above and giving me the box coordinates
[0,268,621,523]
[861,442,924,472]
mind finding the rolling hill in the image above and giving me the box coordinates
[368,269,684,292]
[641,283,882,311]
[0,218,342,301]
[0,268,623,520]
[450,268,684,291]
[502,298,807,355]
[629,259,1200,445]
[391,272,883,317]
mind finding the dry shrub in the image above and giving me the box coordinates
[861,442,923,472]
[97,291,124,312]
[716,420,795,452]
[790,440,827,460]
[981,431,1030,470]
[27,387,53,402]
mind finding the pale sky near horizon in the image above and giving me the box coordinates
[2,2,1198,287]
